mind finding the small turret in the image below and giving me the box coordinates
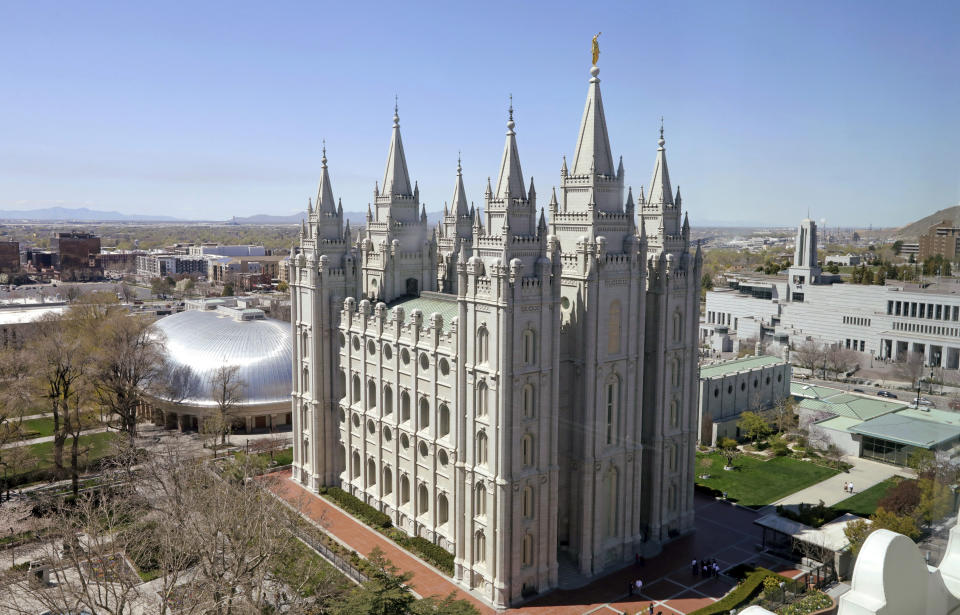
[638,185,646,206]
[367,203,373,223]
[549,187,558,210]
[617,155,624,178]
[561,155,568,176]
[537,207,547,235]
[307,197,313,215]
[528,177,536,201]
[675,186,682,208]
[420,203,427,223]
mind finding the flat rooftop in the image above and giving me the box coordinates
[700,355,785,379]
[850,411,960,448]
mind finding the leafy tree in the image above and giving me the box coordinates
[877,479,920,516]
[222,282,235,297]
[277,280,289,293]
[915,478,953,526]
[718,437,740,468]
[892,240,903,255]
[845,508,921,556]
[737,411,771,444]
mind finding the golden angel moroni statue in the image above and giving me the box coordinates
[592,32,601,65]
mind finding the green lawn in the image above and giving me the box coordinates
[18,417,56,439]
[696,452,840,508]
[832,476,902,517]
[18,431,119,475]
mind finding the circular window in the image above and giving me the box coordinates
[383,426,392,441]
[352,413,360,428]
[561,297,570,310]
[765,376,771,385]
[383,344,393,360]
[400,433,409,449]
[419,354,429,370]
[727,385,733,394]
[367,419,376,435]
[401,348,410,365]
[777,374,783,383]
[339,332,346,348]
[713,388,719,398]
[438,449,448,466]
[740,382,746,392]
[419,441,429,458]
[439,358,450,376]
[367,340,376,355]
[352,336,361,351]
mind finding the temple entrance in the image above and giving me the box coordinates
[405,277,419,297]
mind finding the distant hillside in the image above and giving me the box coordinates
[896,205,960,239]
[0,206,181,222]
[229,210,445,226]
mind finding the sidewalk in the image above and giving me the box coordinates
[264,470,806,615]
[1,426,110,450]
[772,455,910,508]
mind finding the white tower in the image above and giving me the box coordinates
[787,218,821,301]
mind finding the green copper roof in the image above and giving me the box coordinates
[850,412,960,448]
[815,416,864,433]
[388,292,459,332]
[791,383,845,400]
[797,396,904,421]
[700,355,784,379]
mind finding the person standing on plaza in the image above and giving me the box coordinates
[635,578,643,595]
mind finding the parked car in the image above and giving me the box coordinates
[877,391,898,399]
[914,397,934,407]
[853,388,865,393]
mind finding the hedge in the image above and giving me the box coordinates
[319,486,392,529]
[318,486,455,575]
[688,567,787,615]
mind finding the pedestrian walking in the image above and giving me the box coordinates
[635,579,643,595]
[649,604,655,615]
[843,481,848,492]
[849,482,855,494]
[713,562,720,577]
[691,558,698,575]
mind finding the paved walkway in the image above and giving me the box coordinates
[772,455,911,509]
[1,426,110,449]
[264,470,807,615]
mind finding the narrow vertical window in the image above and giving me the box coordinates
[438,494,449,524]
[522,534,533,567]
[477,381,488,417]
[477,432,488,465]
[606,377,619,445]
[475,482,486,516]
[477,326,489,363]
[522,434,534,466]
[522,486,534,519]
[523,329,536,364]
[523,384,535,419]
[608,301,622,354]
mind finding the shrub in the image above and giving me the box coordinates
[777,590,833,615]
[319,487,392,529]
[689,567,788,615]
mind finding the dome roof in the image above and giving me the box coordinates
[152,309,292,408]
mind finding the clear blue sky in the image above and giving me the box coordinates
[1,1,957,227]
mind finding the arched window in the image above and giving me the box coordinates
[383,385,393,415]
[669,483,678,511]
[366,458,376,487]
[338,370,346,401]
[301,330,309,357]
[608,301,622,354]
[477,381,488,417]
[352,375,361,404]
[605,466,618,538]
[522,534,534,567]
[521,434,534,467]
[474,482,486,516]
[401,391,411,422]
[352,451,361,479]
[475,531,486,563]
[669,443,678,471]
[477,326,489,364]
[337,444,345,472]
[438,404,450,437]
[476,431,488,465]
[300,404,309,430]
[523,329,536,364]
[522,485,534,519]
[606,377,620,445]
[302,366,310,393]
[418,398,430,430]
[522,384,535,419]
[438,493,449,524]
[382,466,393,495]
[672,359,682,388]
[417,484,429,515]
[670,399,679,428]
[302,438,310,465]
[400,475,410,505]
[673,311,684,342]
[367,380,376,410]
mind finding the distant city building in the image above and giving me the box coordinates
[0,241,19,274]
[208,255,286,287]
[187,244,267,257]
[899,242,920,257]
[291,63,702,607]
[25,249,56,272]
[52,231,102,281]
[136,253,208,279]
[919,219,960,264]
[96,249,146,275]
[697,355,792,445]
[824,253,862,267]
[704,218,960,370]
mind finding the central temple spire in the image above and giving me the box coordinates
[451,155,469,217]
[495,97,526,200]
[316,144,336,214]
[571,66,614,176]
[382,104,412,197]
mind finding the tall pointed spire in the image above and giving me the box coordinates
[316,143,337,213]
[648,120,673,206]
[451,156,469,217]
[495,96,526,200]
[571,66,615,176]
[382,102,412,196]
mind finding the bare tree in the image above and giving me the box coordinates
[825,346,857,380]
[793,339,825,377]
[770,395,797,435]
[210,363,245,445]
[91,310,166,442]
[893,351,925,389]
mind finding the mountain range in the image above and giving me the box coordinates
[0,206,182,222]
